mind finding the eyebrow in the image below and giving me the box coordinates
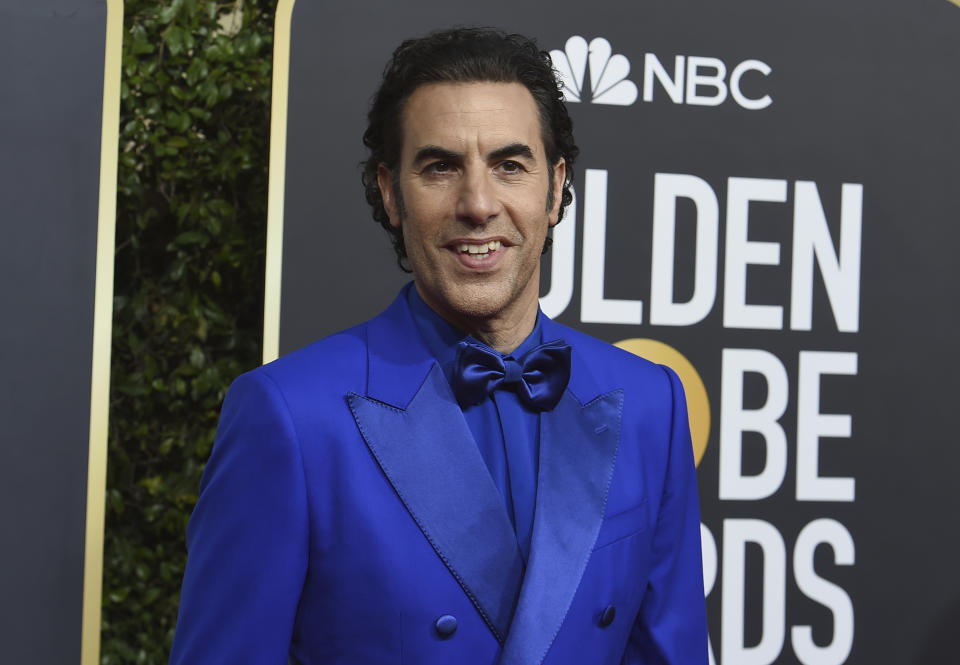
[487,142,535,163]
[412,145,462,165]
[411,142,537,166]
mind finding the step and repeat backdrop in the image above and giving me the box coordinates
[264,0,960,665]
[0,1,121,664]
[268,0,959,663]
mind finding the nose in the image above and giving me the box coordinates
[456,169,502,225]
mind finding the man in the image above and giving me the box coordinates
[170,28,707,665]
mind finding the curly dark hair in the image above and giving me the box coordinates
[361,27,579,270]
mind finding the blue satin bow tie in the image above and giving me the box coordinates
[453,339,572,411]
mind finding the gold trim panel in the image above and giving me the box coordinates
[263,0,297,364]
[81,1,123,663]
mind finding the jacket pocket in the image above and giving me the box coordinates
[593,499,649,550]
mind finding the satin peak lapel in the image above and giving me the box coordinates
[347,365,524,643]
[500,387,624,665]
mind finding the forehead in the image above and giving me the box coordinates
[399,81,545,156]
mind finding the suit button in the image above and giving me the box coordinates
[435,614,458,638]
[599,605,616,627]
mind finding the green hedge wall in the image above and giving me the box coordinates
[103,1,275,662]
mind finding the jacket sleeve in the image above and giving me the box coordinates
[625,365,709,664]
[169,370,308,665]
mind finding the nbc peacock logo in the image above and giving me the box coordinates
[550,36,639,106]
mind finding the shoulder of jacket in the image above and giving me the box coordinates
[250,321,370,391]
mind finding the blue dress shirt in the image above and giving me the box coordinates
[406,286,541,561]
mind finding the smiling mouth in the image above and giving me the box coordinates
[452,239,502,260]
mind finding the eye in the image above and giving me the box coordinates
[499,160,524,174]
[426,160,453,174]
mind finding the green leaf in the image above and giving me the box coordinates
[185,57,209,85]
[164,26,185,56]
[173,230,205,244]
[158,2,181,25]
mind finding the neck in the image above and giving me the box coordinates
[414,283,540,354]
[460,308,538,354]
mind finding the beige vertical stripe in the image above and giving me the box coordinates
[81,1,123,663]
[263,0,298,364]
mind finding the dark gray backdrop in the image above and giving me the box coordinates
[277,1,960,663]
[0,1,108,662]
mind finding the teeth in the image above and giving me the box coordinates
[457,240,502,255]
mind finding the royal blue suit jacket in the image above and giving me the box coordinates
[169,286,707,665]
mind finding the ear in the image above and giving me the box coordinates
[377,164,401,228]
[548,158,566,227]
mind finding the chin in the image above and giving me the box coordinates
[445,289,511,320]
[430,279,517,322]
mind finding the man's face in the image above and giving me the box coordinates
[378,81,565,328]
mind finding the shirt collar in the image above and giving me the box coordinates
[406,283,544,381]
